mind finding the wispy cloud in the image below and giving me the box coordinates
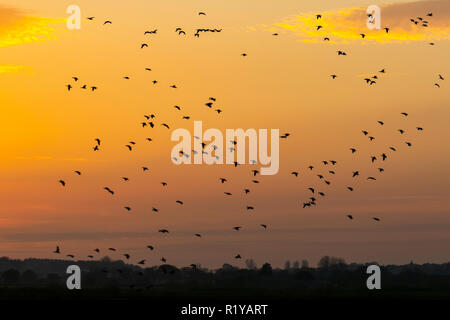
[272,0,450,43]
[0,5,64,48]
[13,156,88,161]
[0,65,31,75]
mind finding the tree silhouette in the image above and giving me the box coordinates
[1,268,20,285]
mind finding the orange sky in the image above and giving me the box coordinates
[0,0,449,268]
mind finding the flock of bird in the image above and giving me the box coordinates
[55,9,441,270]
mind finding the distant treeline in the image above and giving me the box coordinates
[1,256,450,292]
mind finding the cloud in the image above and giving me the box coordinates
[0,5,64,48]
[0,65,31,75]
[273,0,450,43]
[13,156,88,161]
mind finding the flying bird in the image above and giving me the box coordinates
[104,187,114,195]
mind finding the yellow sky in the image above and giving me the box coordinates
[0,0,449,268]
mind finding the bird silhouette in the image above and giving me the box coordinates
[104,187,114,195]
